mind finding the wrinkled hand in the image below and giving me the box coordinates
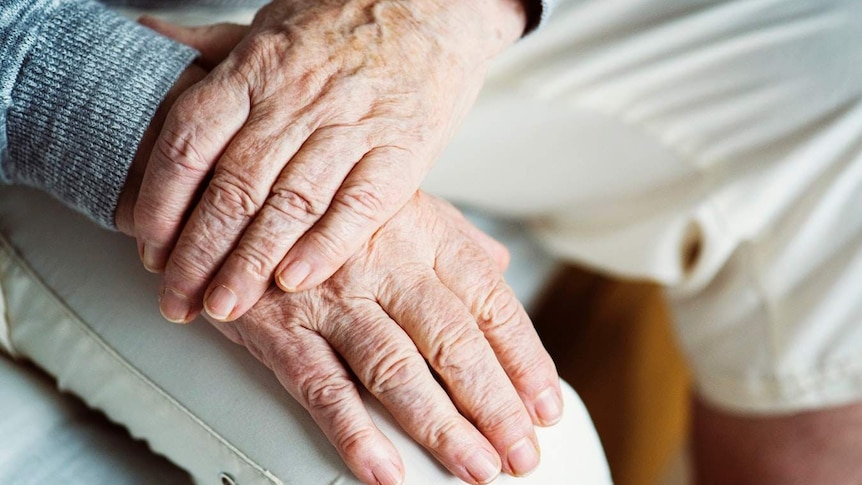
[133,0,529,324]
[210,192,562,485]
[116,61,208,235]
[122,179,562,483]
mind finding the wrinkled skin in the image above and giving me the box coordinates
[131,0,529,325]
[212,192,562,484]
[117,25,562,483]
[123,185,563,485]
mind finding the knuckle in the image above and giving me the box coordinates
[165,238,218,283]
[236,29,293,83]
[303,374,355,413]
[508,350,555,386]
[364,350,424,397]
[245,29,290,59]
[423,415,463,451]
[303,228,349,265]
[206,171,264,223]
[170,259,207,283]
[269,185,325,222]
[231,243,278,282]
[154,124,210,175]
[427,323,487,375]
[477,398,530,433]
[259,322,311,371]
[335,184,390,223]
[478,280,521,329]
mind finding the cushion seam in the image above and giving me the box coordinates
[0,234,282,485]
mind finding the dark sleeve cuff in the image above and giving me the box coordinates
[524,0,557,34]
[3,0,197,229]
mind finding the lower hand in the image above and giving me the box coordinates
[211,192,563,485]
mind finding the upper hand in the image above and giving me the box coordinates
[132,0,529,324]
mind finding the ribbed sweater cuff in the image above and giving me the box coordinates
[5,1,197,229]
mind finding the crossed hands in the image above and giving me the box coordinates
[116,1,563,484]
[131,0,528,324]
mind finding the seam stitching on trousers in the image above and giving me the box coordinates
[0,241,19,357]
[0,233,283,485]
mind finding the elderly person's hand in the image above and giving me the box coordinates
[131,0,530,324]
[212,192,562,485]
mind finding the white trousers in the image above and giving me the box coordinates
[0,354,191,484]
[426,0,862,413]
[0,187,610,484]
[2,5,611,485]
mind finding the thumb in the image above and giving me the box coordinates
[139,16,250,69]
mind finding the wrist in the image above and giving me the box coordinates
[420,0,528,57]
[116,64,207,235]
[482,0,531,40]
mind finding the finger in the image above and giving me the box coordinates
[378,273,540,478]
[203,127,369,321]
[227,308,404,485]
[139,17,250,69]
[434,228,564,429]
[134,74,250,273]
[159,113,313,323]
[276,146,424,292]
[325,299,503,485]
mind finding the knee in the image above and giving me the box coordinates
[692,395,862,485]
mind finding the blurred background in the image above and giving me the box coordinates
[533,264,691,485]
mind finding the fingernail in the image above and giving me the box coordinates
[205,285,237,321]
[507,437,539,477]
[534,387,563,426]
[160,287,191,323]
[277,260,311,292]
[465,449,500,484]
[142,242,167,273]
[372,459,403,485]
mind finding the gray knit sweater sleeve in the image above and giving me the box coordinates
[0,0,197,228]
[0,0,553,229]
